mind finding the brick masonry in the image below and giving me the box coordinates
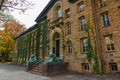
[15,0,120,73]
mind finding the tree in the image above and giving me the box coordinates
[0,20,25,62]
[0,0,33,12]
[0,11,13,22]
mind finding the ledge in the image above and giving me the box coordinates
[50,17,63,27]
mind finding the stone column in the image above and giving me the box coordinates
[60,38,64,59]
[49,38,53,53]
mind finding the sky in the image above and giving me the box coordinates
[10,0,50,29]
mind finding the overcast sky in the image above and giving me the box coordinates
[10,0,50,28]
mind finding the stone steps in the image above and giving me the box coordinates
[28,63,43,75]
[28,62,69,76]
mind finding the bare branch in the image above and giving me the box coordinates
[2,5,25,10]
[0,0,33,12]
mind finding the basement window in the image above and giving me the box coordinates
[109,63,118,71]
[82,63,89,71]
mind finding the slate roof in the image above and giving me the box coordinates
[35,0,58,22]
[14,24,37,39]
[14,0,59,39]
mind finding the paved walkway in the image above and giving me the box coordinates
[0,64,120,80]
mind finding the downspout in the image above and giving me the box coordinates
[91,0,103,73]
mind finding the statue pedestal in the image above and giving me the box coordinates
[42,62,69,76]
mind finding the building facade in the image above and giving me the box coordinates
[13,0,120,73]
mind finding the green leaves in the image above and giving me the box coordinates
[85,21,100,73]
[0,20,25,62]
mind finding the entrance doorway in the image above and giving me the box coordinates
[53,32,60,57]
[56,39,60,57]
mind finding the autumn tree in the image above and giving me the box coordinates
[0,20,25,62]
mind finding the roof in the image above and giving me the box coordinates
[14,24,37,40]
[14,0,59,39]
[35,0,59,22]
[35,0,79,22]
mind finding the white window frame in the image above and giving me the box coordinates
[57,7,62,18]
[101,13,110,27]
[80,17,86,30]
[66,23,71,35]
[105,36,115,51]
[78,2,84,12]
[81,38,88,53]
[67,41,72,54]
[99,0,107,7]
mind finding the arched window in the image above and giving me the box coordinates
[56,6,62,18]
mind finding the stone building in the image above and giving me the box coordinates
[13,0,120,73]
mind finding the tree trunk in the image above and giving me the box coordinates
[0,0,5,10]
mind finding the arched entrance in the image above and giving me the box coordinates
[49,27,64,58]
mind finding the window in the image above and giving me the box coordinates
[105,35,115,51]
[78,2,84,12]
[118,6,120,16]
[99,0,107,7]
[80,17,87,30]
[66,23,71,35]
[82,63,89,71]
[101,13,110,27]
[65,8,70,18]
[118,6,120,12]
[109,63,118,71]
[68,0,78,3]
[81,38,88,53]
[57,7,62,18]
[114,0,120,1]
[67,41,72,54]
